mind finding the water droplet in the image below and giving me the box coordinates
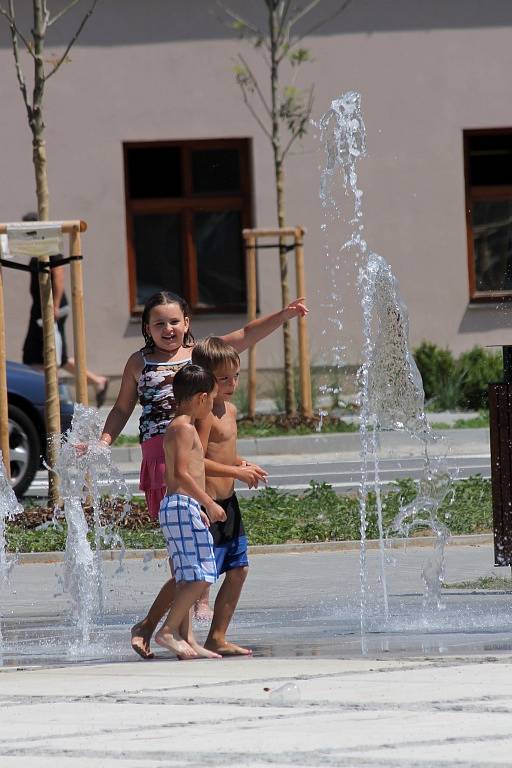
[268,682,301,706]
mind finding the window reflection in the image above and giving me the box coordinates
[133,213,183,305]
[473,200,512,292]
[194,211,245,307]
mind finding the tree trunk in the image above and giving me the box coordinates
[33,137,50,220]
[275,158,296,416]
[269,3,296,416]
[32,0,60,506]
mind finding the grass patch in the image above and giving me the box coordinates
[237,415,358,438]
[6,523,166,553]
[443,576,512,591]
[431,413,489,430]
[114,413,488,443]
[8,475,493,553]
[114,434,139,446]
[113,416,359,443]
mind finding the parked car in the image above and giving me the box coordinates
[7,360,74,497]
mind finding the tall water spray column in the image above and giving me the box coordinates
[0,453,22,644]
[319,91,454,638]
[54,404,130,649]
[319,92,390,631]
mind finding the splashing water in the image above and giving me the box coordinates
[53,404,130,648]
[0,452,22,643]
[317,91,368,395]
[319,92,454,639]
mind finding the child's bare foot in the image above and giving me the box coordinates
[187,639,222,659]
[193,601,214,623]
[155,630,198,659]
[131,622,154,660]
[205,639,253,657]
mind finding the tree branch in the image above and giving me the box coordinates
[216,1,262,38]
[3,0,31,115]
[276,0,293,45]
[281,86,314,160]
[236,80,272,140]
[288,0,323,30]
[48,0,82,27]
[288,0,353,51]
[45,0,100,80]
[237,53,272,117]
[0,3,36,58]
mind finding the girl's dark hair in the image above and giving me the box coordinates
[173,364,216,405]
[141,291,195,350]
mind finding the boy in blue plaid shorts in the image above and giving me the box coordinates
[154,364,227,660]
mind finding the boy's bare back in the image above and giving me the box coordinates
[164,415,206,496]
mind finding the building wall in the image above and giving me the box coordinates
[1,0,512,378]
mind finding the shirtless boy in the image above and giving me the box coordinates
[154,363,227,660]
[192,337,268,656]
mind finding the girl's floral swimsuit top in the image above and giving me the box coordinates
[137,353,192,443]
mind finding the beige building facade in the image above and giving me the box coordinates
[1,1,512,379]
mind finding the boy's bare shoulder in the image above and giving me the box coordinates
[226,401,237,418]
[165,416,194,438]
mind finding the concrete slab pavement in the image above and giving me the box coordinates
[2,655,512,766]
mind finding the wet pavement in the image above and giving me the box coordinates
[2,542,512,667]
[3,544,512,766]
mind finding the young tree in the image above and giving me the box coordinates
[221,0,351,415]
[0,1,101,504]
[0,0,100,218]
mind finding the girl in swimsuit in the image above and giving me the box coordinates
[99,289,308,657]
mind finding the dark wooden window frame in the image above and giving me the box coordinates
[124,137,254,315]
[464,127,512,303]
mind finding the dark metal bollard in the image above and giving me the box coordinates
[489,345,512,565]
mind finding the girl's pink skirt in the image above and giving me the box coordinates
[139,434,166,520]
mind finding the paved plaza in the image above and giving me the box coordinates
[2,542,512,765]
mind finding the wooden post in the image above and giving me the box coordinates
[0,262,10,478]
[294,227,313,417]
[245,234,257,419]
[38,251,61,505]
[69,226,88,404]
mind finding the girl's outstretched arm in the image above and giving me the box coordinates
[100,353,140,445]
[221,297,308,353]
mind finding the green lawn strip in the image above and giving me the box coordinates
[114,418,359,444]
[431,415,490,430]
[8,476,493,553]
[115,414,488,444]
[443,576,512,591]
[236,420,358,438]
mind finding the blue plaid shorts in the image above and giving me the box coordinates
[159,494,218,584]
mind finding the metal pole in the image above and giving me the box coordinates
[0,261,10,478]
[294,226,313,417]
[69,227,88,404]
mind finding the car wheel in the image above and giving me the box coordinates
[8,404,41,498]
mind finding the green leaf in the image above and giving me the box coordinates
[289,47,312,66]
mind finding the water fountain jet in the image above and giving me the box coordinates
[319,91,454,638]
